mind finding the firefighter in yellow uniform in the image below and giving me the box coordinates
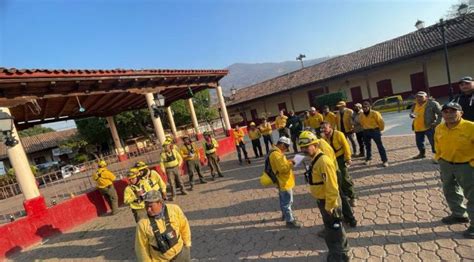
[135,161,167,200]
[435,102,474,239]
[135,190,191,262]
[124,168,152,222]
[248,122,263,158]
[360,101,388,167]
[233,124,251,165]
[267,137,301,228]
[275,110,289,137]
[322,106,338,129]
[335,101,357,156]
[321,121,358,210]
[203,131,223,179]
[298,131,350,261]
[92,160,119,215]
[259,118,274,154]
[160,141,187,201]
[307,107,324,136]
[180,135,207,190]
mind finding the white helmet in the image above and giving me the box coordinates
[277,136,292,146]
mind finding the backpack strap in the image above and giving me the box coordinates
[329,133,342,153]
[306,153,325,186]
[264,149,279,185]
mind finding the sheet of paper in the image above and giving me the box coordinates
[293,154,305,167]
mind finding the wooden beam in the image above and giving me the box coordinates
[95,93,129,113]
[40,99,49,121]
[58,96,73,117]
[112,94,144,111]
[85,94,111,112]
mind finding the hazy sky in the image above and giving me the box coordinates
[1,0,455,70]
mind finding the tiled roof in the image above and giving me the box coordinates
[0,68,229,79]
[0,129,77,159]
[228,13,474,106]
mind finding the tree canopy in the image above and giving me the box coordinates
[18,125,55,137]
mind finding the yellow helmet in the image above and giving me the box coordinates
[298,131,319,147]
[128,168,140,179]
[98,160,107,168]
[250,122,256,126]
[134,161,148,171]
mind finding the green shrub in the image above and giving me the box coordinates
[313,91,347,108]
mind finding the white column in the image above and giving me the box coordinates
[1,107,40,200]
[166,106,178,138]
[186,98,200,136]
[216,85,231,132]
[106,116,125,156]
[145,93,166,144]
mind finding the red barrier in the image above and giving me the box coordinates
[0,135,235,259]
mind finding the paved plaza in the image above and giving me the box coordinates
[9,135,474,261]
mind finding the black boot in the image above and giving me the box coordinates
[412,149,426,159]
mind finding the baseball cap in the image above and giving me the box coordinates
[309,107,316,112]
[336,101,346,107]
[277,136,292,146]
[441,102,462,112]
[416,91,427,97]
[143,190,163,203]
[459,76,472,83]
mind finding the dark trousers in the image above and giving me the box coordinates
[316,200,350,262]
[166,167,186,197]
[131,208,147,223]
[363,129,388,162]
[186,159,204,186]
[345,132,357,155]
[355,131,365,155]
[236,141,249,162]
[278,128,289,137]
[99,185,119,214]
[206,153,222,176]
[290,131,300,153]
[415,128,435,155]
[171,246,191,262]
[251,139,263,158]
[337,156,356,200]
[263,135,273,154]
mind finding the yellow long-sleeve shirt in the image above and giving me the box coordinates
[275,115,288,129]
[124,180,152,210]
[413,102,428,132]
[307,113,324,129]
[259,123,273,135]
[309,151,340,212]
[160,149,183,169]
[323,112,338,129]
[359,110,385,131]
[135,204,191,262]
[335,109,354,133]
[232,128,245,145]
[146,170,167,193]
[268,146,295,191]
[92,167,116,189]
[318,139,339,171]
[203,138,219,154]
[248,128,262,140]
[435,119,474,167]
[323,130,352,161]
[179,143,200,161]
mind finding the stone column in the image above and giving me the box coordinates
[166,106,178,138]
[145,93,166,144]
[186,98,200,139]
[216,85,231,135]
[106,116,127,161]
[1,107,46,216]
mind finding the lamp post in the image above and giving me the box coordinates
[296,54,306,69]
[152,93,166,118]
[415,3,471,100]
[0,110,18,147]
